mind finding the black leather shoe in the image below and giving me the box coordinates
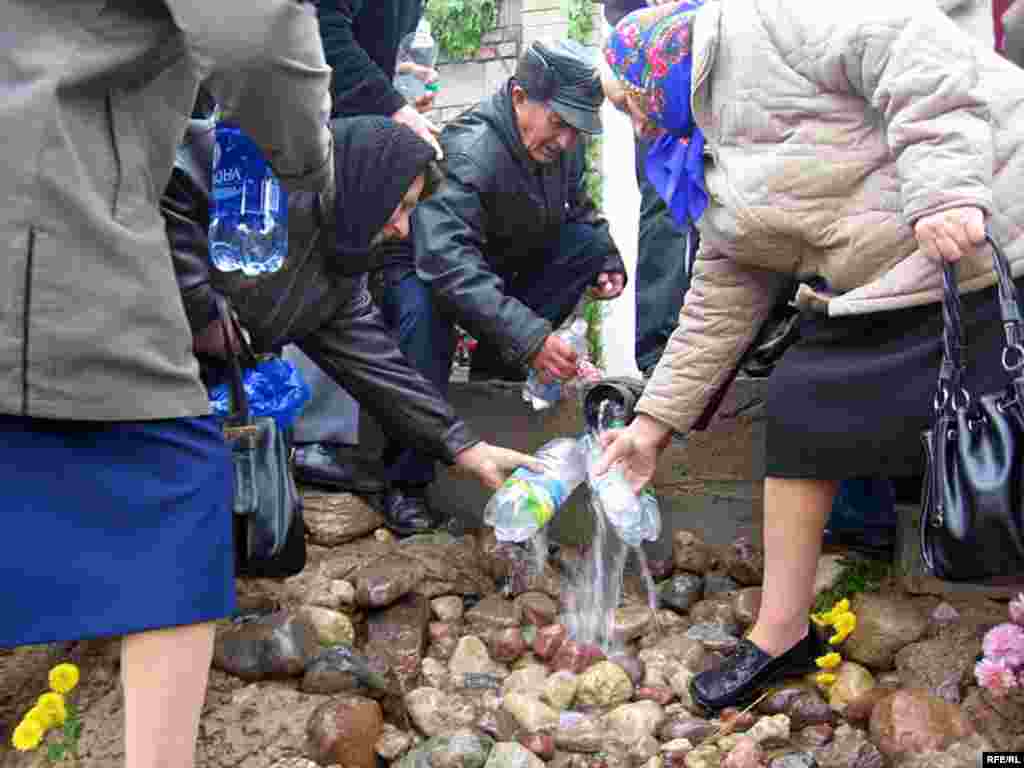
[690,625,825,712]
[382,485,438,537]
[294,443,386,494]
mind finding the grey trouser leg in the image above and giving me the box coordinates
[283,345,360,445]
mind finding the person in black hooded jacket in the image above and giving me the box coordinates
[165,116,541,531]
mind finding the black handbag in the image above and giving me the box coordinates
[920,232,1024,582]
[217,299,307,579]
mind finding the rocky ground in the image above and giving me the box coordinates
[1,488,1022,768]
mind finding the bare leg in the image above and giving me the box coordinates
[745,477,838,656]
[121,622,215,768]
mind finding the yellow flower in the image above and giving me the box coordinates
[36,692,67,725]
[25,705,55,731]
[814,672,836,688]
[11,718,44,751]
[815,652,842,669]
[810,612,831,628]
[831,598,850,615]
[49,663,80,694]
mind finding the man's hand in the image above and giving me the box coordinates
[392,104,443,159]
[588,271,626,300]
[193,317,241,359]
[531,333,579,382]
[453,442,546,489]
[914,206,985,264]
[592,413,672,494]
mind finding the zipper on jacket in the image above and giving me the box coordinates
[20,228,35,415]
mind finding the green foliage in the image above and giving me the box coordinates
[583,135,603,209]
[566,0,596,45]
[425,0,499,61]
[45,704,81,764]
[812,557,891,614]
[582,295,606,369]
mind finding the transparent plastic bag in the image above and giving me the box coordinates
[209,356,311,431]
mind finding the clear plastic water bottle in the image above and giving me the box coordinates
[523,318,589,411]
[484,438,587,542]
[394,19,440,103]
[209,122,288,276]
[583,435,660,546]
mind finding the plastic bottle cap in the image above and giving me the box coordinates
[425,82,441,93]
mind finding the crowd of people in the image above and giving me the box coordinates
[4,0,1024,765]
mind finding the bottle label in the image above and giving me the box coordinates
[504,471,569,528]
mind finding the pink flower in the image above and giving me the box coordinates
[621,23,640,48]
[975,657,1020,697]
[1010,593,1024,627]
[983,622,1024,668]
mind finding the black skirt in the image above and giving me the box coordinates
[765,278,1024,479]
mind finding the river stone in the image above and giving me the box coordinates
[306,695,383,768]
[893,626,980,704]
[520,732,556,761]
[449,635,504,679]
[843,594,928,670]
[608,652,645,686]
[659,713,716,743]
[353,554,427,609]
[603,701,666,744]
[828,662,876,713]
[724,538,764,586]
[517,592,559,627]
[376,723,415,761]
[431,596,465,622]
[683,744,722,768]
[812,724,884,768]
[655,635,707,671]
[213,611,318,681]
[367,593,431,690]
[502,691,560,733]
[689,600,740,637]
[721,737,764,768]
[430,730,495,768]
[484,742,546,768]
[673,530,714,574]
[615,605,655,643]
[812,556,846,598]
[732,588,761,628]
[747,714,790,746]
[421,656,449,689]
[301,645,384,695]
[659,574,705,613]
[542,670,579,710]
[768,753,817,768]
[303,491,385,546]
[703,572,740,600]
[299,606,355,647]
[667,668,701,715]
[534,624,568,660]
[554,712,605,753]
[576,661,635,708]
[405,687,479,737]
[686,623,740,654]
[467,594,522,630]
[503,664,550,698]
[869,688,975,761]
[490,628,528,664]
[784,691,833,730]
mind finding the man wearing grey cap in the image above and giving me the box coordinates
[370,39,627,534]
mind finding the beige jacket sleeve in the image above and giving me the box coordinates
[636,248,787,434]
[1005,1,1024,67]
[170,0,333,193]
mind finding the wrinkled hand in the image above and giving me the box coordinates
[592,414,672,494]
[413,92,436,114]
[193,318,241,359]
[531,333,579,382]
[392,104,443,159]
[588,271,626,300]
[914,206,985,264]
[454,442,546,490]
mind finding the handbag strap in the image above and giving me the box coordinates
[215,296,259,437]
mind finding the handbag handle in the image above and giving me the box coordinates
[215,296,260,437]
[935,230,1024,415]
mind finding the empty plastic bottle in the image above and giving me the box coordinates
[209,122,288,276]
[484,438,586,542]
[523,318,589,411]
[583,435,661,546]
[394,19,440,103]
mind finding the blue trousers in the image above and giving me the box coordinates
[373,221,612,487]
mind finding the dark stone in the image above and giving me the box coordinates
[658,573,704,614]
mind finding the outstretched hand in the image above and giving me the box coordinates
[914,206,985,264]
[454,442,546,490]
[591,414,672,494]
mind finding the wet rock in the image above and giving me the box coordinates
[299,606,355,648]
[703,572,741,600]
[517,592,559,627]
[615,605,655,643]
[353,554,427,609]
[430,730,495,768]
[401,534,495,599]
[724,538,764,586]
[931,602,960,624]
[843,594,928,670]
[429,634,460,662]
[421,657,449,688]
[213,611,318,681]
[686,623,740,655]
[504,663,550,699]
[758,686,811,716]
[431,596,465,622]
[784,691,832,730]
[303,491,386,546]
[306,695,383,768]
[899,736,1000,768]
[793,724,832,749]
[673,530,714,575]
[662,738,695,758]
[430,621,459,645]
[554,712,605,753]
[747,714,790,746]
[467,594,522,631]
[767,753,817,768]
[405,687,479,737]
[732,589,761,628]
[659,713,717,743]
[719,707,757,733]
[608,653,645,686]
[636,686,676,706]
[484,742,546,768]
[367,593,431,690]
[551,640,606,674]
[502,691,560,732]
[668,668,701,715]
[534,624,568,661]
[721,737,764,768]
[827,662,876,714]
[659,574,705,613]
[577,661,635,708]
[302,645,386,695]
[603,700,666,744]
[376,722,415,760]
[689,601,740,637]
[656,635,707,672]
[449,635,504,680]
[638,649,674,687]
[490,628,527,664]
[894,626,980,704]
[812,556,846,599]
[869,688,975,761]
[543,670,579,710]
[842,685,896,725]
[630,735,663,765]
[961,686,1024,751]
[520,732,556,761]
[683,744,722,768]
[812,724,884,768]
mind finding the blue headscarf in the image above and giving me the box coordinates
[604,1,708,226]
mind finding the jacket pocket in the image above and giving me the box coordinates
[107,88,154,222]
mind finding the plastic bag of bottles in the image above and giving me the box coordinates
[208,356,311,431]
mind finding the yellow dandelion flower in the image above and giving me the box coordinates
[11,718,44,751]
[25,705,55,731]
[815,652,842,669]
[36,692,67,725]
[49,663,80,694]
[810,612,831,628]
[829,628,853,645]
[814,672,836,687]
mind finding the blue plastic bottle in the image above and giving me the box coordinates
[209,123,288,276]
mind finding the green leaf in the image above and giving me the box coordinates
[47,743,66,763]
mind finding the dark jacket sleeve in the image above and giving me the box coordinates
[603,0,646,26]
[298,286,480,464]
[414,152,553,372]
[566,140,627,279]
[318,0,407,117]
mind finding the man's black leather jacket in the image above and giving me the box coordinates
[412,83,626,372]
[164,121,477,464]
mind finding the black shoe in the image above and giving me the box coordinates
[689,625,825,712]
[382,485,438,537]
[294,443,386,494]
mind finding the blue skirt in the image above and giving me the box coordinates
[0,414,235,648]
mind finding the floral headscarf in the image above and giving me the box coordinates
[605,1,708,225]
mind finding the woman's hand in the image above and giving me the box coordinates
[454,442,546,490]
[914,206,985,264]
[591,414,672,494]
[391,104,443,159]
[588,271,626,300]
